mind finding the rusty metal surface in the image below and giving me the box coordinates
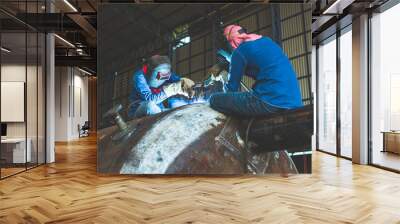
[97,70,311,175]
[98,103,299,175]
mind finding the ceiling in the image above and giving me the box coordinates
[0,0,393,74]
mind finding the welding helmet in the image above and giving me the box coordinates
[146,55,172,88]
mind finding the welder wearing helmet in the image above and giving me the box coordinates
[128,55,195,118]
[209,25,303,117]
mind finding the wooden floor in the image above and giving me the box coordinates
[1,167,26,178]
[372,150,400,171]
[1,135,400,224]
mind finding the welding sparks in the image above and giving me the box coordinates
[191,98,207,104]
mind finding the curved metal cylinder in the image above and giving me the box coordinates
[98,104,298,175]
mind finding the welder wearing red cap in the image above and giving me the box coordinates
[128,55,195,118]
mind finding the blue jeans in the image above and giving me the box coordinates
[209,92,283,117]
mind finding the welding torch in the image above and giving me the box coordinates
[216,49,250,92]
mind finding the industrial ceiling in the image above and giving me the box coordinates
[0,0,390,75]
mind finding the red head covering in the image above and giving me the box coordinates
[223,25,262,50]
[142,64,148,74]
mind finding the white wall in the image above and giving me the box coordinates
[1,63,46,164]
[55,67,89,141]
[1,65,27,139]
[71,72,89,138]
[1,64,38,137]
[55,67,69,141]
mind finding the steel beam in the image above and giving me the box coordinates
[13,13,82,32]
[67,13,97,38]
[55,55,96,70]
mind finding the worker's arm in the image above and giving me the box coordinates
[167,72,181,83]
[133,71,169,104]
[225,50,247,92]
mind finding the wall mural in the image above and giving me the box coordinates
[97,3,313,175]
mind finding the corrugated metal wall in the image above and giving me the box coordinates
[97,4,170,126]
[280,4,312,105]
[172,4,312,105]
[223,5,275,91]
[172,5,276,86]
[172,32,213,82]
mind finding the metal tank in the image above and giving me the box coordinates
[97,70,312,175]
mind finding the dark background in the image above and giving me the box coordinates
[97,3,312,129]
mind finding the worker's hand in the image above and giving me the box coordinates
[181,77,195,89]
[162,81,189,98]
[181,77,195,98]
[207,64,222,77]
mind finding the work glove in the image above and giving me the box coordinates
[181,77,195,98]
[162,81,188,98]
[206,64,229,84]
[219,70,229,83]
[207,64,222,77]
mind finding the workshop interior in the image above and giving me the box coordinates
[0,0,400,222]
[97,3,313,175]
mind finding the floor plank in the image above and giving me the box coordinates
[0,135,399,224]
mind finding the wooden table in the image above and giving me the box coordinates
[1,138,32,164]
[382,131,400,154]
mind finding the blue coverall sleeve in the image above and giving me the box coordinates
[168,72,181,83]
[133,71,169,104]
[225,50,247,92]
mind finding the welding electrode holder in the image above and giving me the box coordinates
[104,104,136,142]
[189,83,208,101]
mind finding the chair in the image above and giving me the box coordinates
[78,121,90,138]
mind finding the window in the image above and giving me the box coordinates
[173,36,191,50]
[370,3,400,171]
[339,27,352,158]
[172,24,190,50]
[0,1,47,179]
[317,35,337,154]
